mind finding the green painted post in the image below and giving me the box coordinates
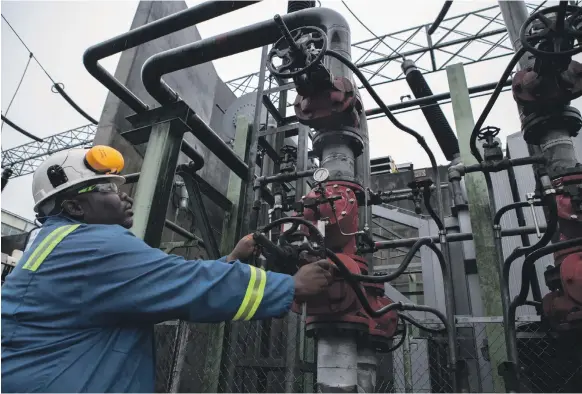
[202,115,250,393]
[446,63,507,392]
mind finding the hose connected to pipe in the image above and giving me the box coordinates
[510,237,582,316]
[325,50,447,253]
[494,200,544,226]
[469,48,526,163]
[351,238,433,283]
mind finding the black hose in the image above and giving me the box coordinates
[385,323,407,353]
[325,49,444,226]
[398,312,447,334]
[502,192,558,282]
[0,115,43,142]
[352,238,432,283]
[260,217,325,247]
[469,47,526,163]
[494,200,544,226]
[428,1,453,35]
[326,50,438,172]
[51,83,98,125]
[510,237,582,315]
[423,186,444,230]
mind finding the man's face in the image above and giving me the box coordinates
[65,182,134,228]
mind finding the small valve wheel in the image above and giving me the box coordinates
[477,126,500,141]
[267,14,327,79]
[520,4,582,58]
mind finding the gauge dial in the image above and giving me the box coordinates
[313,168,330,183]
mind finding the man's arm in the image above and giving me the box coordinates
[80,227,294,326]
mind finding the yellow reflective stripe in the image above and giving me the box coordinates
[233,266,267,321]
[22,225,80,272]
[21,227,66,270]
[245,268,266,321]
[233,266,257,321]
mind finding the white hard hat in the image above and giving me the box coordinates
[32,146,126,213]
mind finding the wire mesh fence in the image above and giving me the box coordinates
[153,315,582,393]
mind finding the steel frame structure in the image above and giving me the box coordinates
[1,123,97,178]
[224,2,548,103]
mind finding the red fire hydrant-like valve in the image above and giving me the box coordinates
[542,172,582,331]
[290,181,399,349]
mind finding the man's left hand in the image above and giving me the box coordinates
[227,234,258,262]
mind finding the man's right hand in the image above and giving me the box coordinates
[293,260,335,302]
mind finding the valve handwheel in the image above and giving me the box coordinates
[520,4,582,58]
[267,14,327,79]
[477,126,500,141]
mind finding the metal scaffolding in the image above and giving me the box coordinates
[1,123,97,177]
[224,2,548,100]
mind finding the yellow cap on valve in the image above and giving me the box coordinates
[84,145,125,174]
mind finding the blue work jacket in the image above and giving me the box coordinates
[1,216,295,393]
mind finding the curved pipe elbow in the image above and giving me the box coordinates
[141,7,351,105]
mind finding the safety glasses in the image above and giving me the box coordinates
[76,182,119,195]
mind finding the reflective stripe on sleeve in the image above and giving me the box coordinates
[232,265,267,321]
[21,224,80,272]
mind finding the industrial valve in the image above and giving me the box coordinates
[478,126,504,161]
[267,14,329,94]
[542,169,582,331]
[408,168,434,214]
[514,4,582,144]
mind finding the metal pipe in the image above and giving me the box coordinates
[257,169,315,185]
[364,79,512,117]
[373,225,548,249]
[483,172,516,375]
[83,1,259,113]
[141,8,351,97]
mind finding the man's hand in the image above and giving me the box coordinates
[293,260,335,302]
[227,234,258,262]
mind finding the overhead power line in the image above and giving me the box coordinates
[340,0,405,60]
[1,13,98,125]
[1,52,33,131]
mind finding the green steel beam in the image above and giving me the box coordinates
[446,63,507,392]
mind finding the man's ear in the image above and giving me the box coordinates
[61,199,84,219]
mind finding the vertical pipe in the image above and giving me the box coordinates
[317,336,359,392]
[241,45,269,236]
[356,347,378,393]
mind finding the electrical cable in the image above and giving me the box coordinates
[1,14,98,125]
[469,47,525,163]
[340,0,405,60]
[0,114,43,143]
[428,1,454,36]
[1,52,32,131]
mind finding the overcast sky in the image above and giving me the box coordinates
[1,0,578,221]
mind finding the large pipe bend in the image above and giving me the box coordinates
[141,7,351,105]
[83,1,260,114]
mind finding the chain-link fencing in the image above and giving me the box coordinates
[153,315,581,393]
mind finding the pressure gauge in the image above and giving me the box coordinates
[313,168,330,183]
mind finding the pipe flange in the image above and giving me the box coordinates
[312,127,365,158]
[522,106,582,144]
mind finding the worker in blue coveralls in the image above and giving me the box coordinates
[1,146,335,393]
